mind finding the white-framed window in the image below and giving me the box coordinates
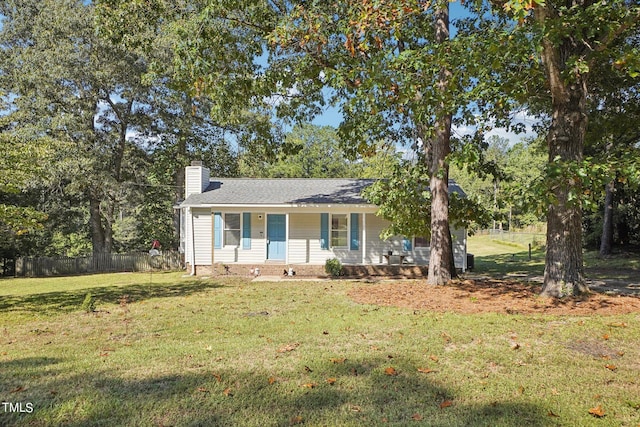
[414,236,430,248]
[224,213,241,246]
[331,214,348,248]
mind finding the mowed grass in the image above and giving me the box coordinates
[468,234,640,279]
[468,235,546,278]
[1,272,640,426]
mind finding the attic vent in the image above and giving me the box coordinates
[191,160,203,166]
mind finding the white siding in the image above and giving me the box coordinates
[412,246,430,265]
[192,208,212,265]
[237,213,266,264]
[363,213,467,269]
[333,214,362,264]
[188,208,467,270]
[288,213,316,264]
[185,166,210,198]
[452,228,467,270]
[288,213,363,265]
[211,211,266,264]
[364,214,389,264]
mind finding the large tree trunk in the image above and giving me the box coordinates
[599,180,615,257]
[173,136,187,249]
[89,196,107,254]
[426,1,456,285]
[538,5,589,297]
[103,196,115,254]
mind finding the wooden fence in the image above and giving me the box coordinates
[15,251,184,277]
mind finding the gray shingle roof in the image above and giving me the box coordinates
[181,178,466,206]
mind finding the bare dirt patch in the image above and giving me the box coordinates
[348,279,640,315]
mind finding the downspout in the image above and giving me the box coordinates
[189,207,196,276]
[211,208,219,275]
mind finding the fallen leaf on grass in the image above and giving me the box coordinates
[277,343,300,353]
[290,415,304,425]
[384,367,398,376]
[197,387,209,393]
[330,357,346,364]
[268,377,277,385]
[547,410,560,418]
[429,355,439,362]
[212,373,222,382]
[602,334,610,341]
[605,364,617,371]
[589,406,605,418]
[417,367,434,374]
[411,413,423,421]
[511,342,521,350]
[439,400,453,409]
[10,386,24,393]
[607,322,627,328]
[222,387,233,397]
[326,378,336,385]
[302,382,317,389]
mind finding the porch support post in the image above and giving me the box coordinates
[285,213,290,265]
[362,213,367,264]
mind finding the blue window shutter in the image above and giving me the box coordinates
[402,237,412,252]
[242,212,251,249]
[320,213,329,250]
[214,212,222,249]
[350,213,359,250]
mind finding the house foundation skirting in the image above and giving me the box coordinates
[186,263,430,278]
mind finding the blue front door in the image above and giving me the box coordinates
[267,214,286,260]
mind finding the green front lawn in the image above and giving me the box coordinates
[468,234,640,279]
[1,272,639,426]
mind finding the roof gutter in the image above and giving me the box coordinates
[177,203,378,209]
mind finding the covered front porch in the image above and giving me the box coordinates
[184,208,468,274]
[186,209,467,261]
